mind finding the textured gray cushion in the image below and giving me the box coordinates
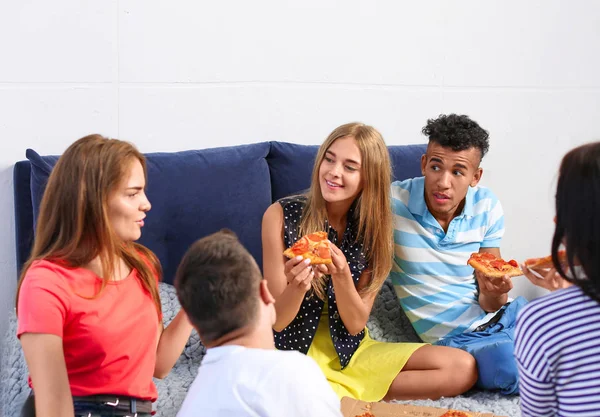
[0,282,520,417]
[367,279,422,343]
[0,308,28,417]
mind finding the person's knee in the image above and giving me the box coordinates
[436,347,477,396]
[453,349,478,390]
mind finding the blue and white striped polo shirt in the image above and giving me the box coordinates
[390,177,505,343]
[515,286,600,417]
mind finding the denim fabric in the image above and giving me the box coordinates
[435,296,528,395]
[20,395,151,417]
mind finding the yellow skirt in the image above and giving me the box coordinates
[307,303,425,401]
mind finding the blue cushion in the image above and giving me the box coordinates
[13,161,35,276]
[26,143,272,284]
[26,149,59,230]
[267,141,319,201]
[389,144,427,182]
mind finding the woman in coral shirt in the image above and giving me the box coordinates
[17,135,193,417]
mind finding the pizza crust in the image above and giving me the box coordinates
[524,250,567,270]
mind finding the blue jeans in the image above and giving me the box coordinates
[435,296,528,395]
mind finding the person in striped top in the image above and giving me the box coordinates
[391,114,526,395]
[515,141,600,417]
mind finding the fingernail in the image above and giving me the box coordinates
[304,259,311,264]
[295,256,303,261]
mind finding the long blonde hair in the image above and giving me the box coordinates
[300,123,393,300]
[16,134,162,318]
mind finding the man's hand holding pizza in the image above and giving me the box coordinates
[468,250,522,312]
[475,270,513,313]
[475,269,513,297]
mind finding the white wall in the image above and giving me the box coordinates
[1,1,599,342]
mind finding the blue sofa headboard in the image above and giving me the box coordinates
[13,141,426,284]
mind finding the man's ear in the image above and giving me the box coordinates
[470,167,483,187]
[259,280,275,306]
[420,154,427,176]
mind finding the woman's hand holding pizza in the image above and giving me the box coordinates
[521,264,572,292]
[475,270,513,296]
[284,256,315,293]
[320,243,352,281]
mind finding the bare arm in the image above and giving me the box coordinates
[321,244,378,335]
[154,309,193,378]
[20,333,73,417]
[476,247,512,312]
[262,203,315,332]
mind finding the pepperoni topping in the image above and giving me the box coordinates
[508,259,518,267]
[306,232,327,241]
[291,237,309,255]
[490,260,505,270]
[314,242,332,259]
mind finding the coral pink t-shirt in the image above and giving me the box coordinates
[17,259,161,400]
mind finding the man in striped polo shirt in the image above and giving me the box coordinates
[390,114,526,395]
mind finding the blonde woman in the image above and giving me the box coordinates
[262,123,477,401]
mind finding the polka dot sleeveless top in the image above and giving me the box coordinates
[275,195,368,368]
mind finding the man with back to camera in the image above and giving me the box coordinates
[174,229,342,417]
[390,114,527,395]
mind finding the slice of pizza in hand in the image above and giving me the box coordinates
[467,252,523,278]
[524,250,567,270]
[283,231,333,264]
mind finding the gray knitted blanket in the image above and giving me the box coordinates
[0,281,520,417]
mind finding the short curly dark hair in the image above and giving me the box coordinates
[422,114,490,159]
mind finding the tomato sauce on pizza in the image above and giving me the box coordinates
[283,231,332,264]
[467,252,523,278]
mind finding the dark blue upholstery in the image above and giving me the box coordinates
[13,161,34,277]
[267,142,319,201]
[14,141,426,284]
[26,149,59,231]
[389,144,426,181]
[24,144,272,284]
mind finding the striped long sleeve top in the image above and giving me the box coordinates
[515,285,600,417]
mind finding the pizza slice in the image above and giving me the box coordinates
[283,231,332,264]
[439,411,473,417]
[467,252,523,278]
[524,250,567,270]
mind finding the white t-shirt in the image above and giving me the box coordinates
[177,345,342,417]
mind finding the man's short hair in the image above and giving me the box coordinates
[174,229,262,344]
[422,114,490,160]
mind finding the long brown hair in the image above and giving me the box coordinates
[16,134,162,318]
[552,141,600,302]
[300,123,393,300]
